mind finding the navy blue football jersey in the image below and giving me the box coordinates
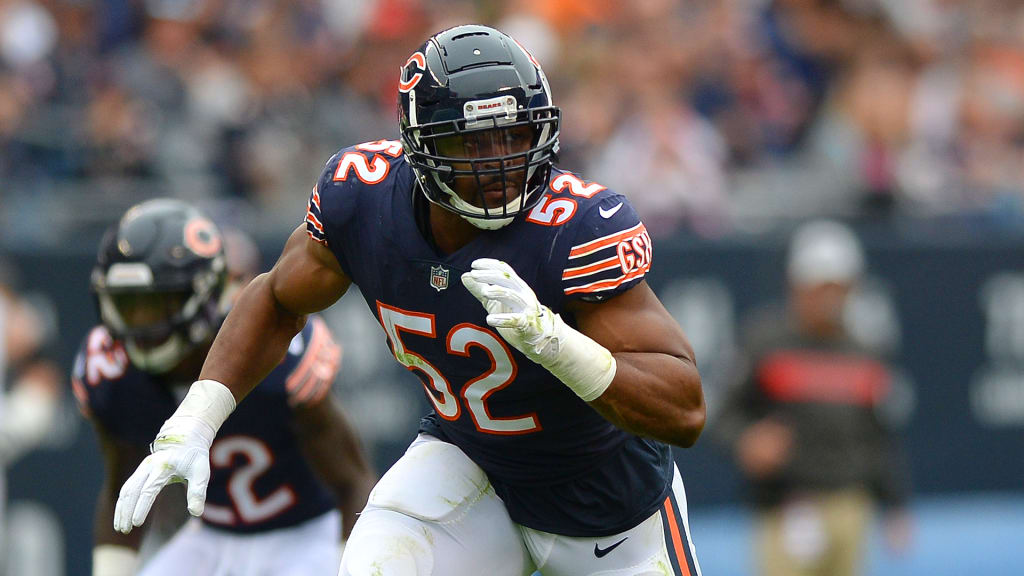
[71,317,341,533]
[304,140,673,537]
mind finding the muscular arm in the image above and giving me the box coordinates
[569,282,705,447]
[292,396,375,539]
[200,226,351,401]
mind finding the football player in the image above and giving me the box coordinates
[73,199,373,576]
[114,26,706,575]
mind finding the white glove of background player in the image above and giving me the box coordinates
[461,258,559,364]
[114,379,235,533]
[462,258,617,401]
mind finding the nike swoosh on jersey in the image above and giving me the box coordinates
[599,202,623,219]
[594,536,628,558]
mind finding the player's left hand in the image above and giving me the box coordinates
[461,258,558,363]
[113,415,215,533]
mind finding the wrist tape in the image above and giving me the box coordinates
[535,311,617,402]
[154,379,236,449]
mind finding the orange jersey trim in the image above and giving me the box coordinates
[564,266,648,295]
[286,317,341,405]
[561,256,620,280]
[568,223,644,259]
[305,209,325,233]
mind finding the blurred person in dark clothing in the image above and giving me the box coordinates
[0,261,61,469]
[0,260,62,572]
[717,219,911,576]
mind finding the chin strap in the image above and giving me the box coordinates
[462,213,515,230]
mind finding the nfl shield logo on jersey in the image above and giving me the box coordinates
[430,265,449,292]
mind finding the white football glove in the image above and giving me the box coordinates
[462,258,616,401]
[461,258,559,363]
[114,380,235,534]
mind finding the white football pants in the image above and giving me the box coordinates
[340,435,701,576]
[138,509,341,576]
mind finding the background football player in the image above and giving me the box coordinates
[73,199,374,576]
[113,26,706,575]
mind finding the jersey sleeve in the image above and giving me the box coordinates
[304,180,330,247]
[304,150,360,276]
[69,326,130,425]
[560,194,653,302]
[283,316,342,407]
[304,140,407,278]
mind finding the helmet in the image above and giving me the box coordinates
[398,25,560,230]
[91,199,229,374]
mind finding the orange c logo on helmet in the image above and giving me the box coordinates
[399,52,426,94]
[183,218,222,258]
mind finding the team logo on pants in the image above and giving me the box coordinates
[430,265,449,292]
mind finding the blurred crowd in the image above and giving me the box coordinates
[2,0,1024,244]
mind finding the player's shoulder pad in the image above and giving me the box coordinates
[71,325,131,417]
[524,168,621,229]
[280,315,341,407]
[547,170,653,301]
[305,139,406,248]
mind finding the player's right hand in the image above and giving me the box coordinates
[113,415,216,533]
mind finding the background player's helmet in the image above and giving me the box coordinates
[91,199,229,374]
[398,24,560,230]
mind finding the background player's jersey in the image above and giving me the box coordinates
[305,140,672,536]
[71,317,340,534]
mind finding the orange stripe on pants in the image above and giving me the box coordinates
[664,496,691,576]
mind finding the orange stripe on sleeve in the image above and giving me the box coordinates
[295,345,340,403]
[306,231,328,246]
[561,256,620,280]
[564,266,648,295]
[568,223,644,258]
[287,318,341,406]
[306,210,325,232]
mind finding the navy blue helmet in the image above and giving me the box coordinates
[398,25,560,229]
[91,199,228,373]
